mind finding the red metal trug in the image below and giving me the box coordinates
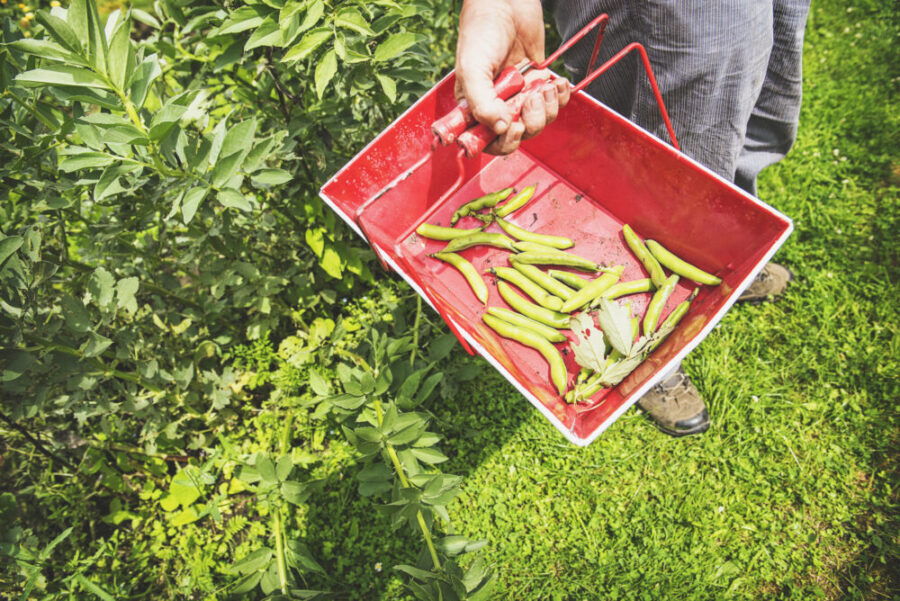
[321,26,792,445]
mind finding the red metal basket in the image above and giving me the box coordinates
[319,40,792,446]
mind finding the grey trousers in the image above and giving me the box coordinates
[548,0,811,194]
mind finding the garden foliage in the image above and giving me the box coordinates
[1,0,494,598]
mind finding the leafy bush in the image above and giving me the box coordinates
[1,0,492,598]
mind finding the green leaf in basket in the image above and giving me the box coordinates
[568,313,606,372]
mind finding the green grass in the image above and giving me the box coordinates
[299,1,899,599]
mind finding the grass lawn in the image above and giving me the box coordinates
[303,1,899,599]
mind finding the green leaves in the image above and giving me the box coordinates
[9,39,84,64]
[373,32,418,61]
[314,49,338,98]
[569,313,606,372]
[283,27,331,62]
[251,169,292,186]
[106,14,134,90]
[594,297,635,356]
[0,1,484,597]
[181,187,208,224]
[246,16,283,51]
[34,11,82,54]
[217,188,252,212]
[67,0,108,75]
[15,65,111,90]
[0,236,23,268]
[335,7,375,37]
[116,277,140,314]
[88,267,115,308]
[217,5,268,36]
[58,150,116,172]
[376,73,397,102]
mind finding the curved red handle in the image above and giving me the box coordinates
[431,66,525,145]
[455,79,547,158]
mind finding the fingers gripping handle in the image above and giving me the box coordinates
[431,66,526,145]
[456,79,546,158]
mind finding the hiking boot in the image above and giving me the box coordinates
[637,368,710,437]
[738,262,793,302]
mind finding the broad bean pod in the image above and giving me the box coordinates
[441,232,516,253]
[497,282,570,329]
[490,267,564,311]
[513,240,571,254]
[416,223,484,240]
[495,217,574,249]
[649,289,698,352]
[509,259,577,301]
[589,278,653,308]
[572,372,604,403]
[493,185,536,218]
[560,265,625,313]
[645,240,722,285]
[450,187,514,225]
[622,224,666,288]
[513,251,601,272]
[642,274,680,336]
[482,314,568,396]
[548,269,589,289]
[487,306,567,343]
[432,252,488,304]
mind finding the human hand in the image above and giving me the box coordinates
[455,0,571,155]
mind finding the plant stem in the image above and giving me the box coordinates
[272,510,288,595]
[334,347,374,374]
[272,410,293,595]
[410,295,422,367]
[0,411,77,470]
[2,90,58,130]
[1,327,163,393]
[374,400,441,570]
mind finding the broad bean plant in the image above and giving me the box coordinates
[0,0,491,598]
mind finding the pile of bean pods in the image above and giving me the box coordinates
[416,186,722,404]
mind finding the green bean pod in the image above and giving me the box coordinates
[642,274,680,336]
[560,265,625,313]
[416,223,484,240]
[645,240,722,286]
[576,367,591,384]
[622,224,666,288]
[486,306,567,343]
[482,314,567,396]
[450,187,514,225]
[489,267,564,311]
[497,282,570,329]
[604,349,623,370]
[509,259,577,301]
[495,217,574,249]
[432,252,488,304]
[493,185,536,218]
[548,270,590,290]
[648,289,697,351]
[589,278,653,308]
[512,251,601,272]
[513,240,570,254]
[441,232,516,253]
[575,372,605,401]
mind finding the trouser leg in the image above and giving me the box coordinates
[734,0,811,194]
